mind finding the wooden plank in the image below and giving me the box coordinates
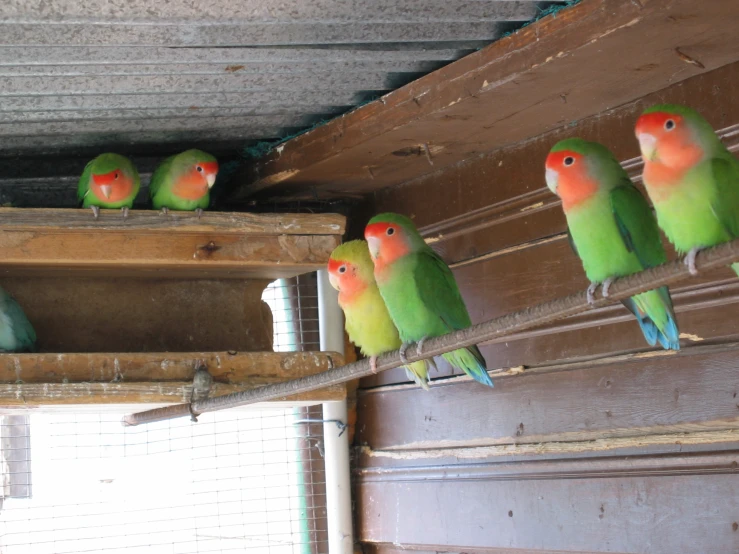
[230,0,739,202]
[0,351,345,405]
[356,449,739,553]
[0,208,345,236]
[356,343,739,451]
[0,209,344,278]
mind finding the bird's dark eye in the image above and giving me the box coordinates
[386,227,395,236]
[114,172,119,180]
[197,166,203,172]
[563,156,575,167]
[664,119,675,131]
[338,265,346,274]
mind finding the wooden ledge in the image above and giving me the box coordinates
[0,208,345,278]
[0,208,345,235]
[0,351,345,405]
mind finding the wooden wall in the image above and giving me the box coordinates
[351,62,739,553]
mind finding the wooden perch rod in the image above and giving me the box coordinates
[123,237,739,426]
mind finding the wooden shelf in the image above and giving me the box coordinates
[0,351,344,406]
[0,208,345,278]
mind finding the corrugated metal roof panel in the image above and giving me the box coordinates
[0,0,563,207]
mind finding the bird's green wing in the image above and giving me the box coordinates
[148,155,176,200]
[566,229,579,258]
[709,155,739,238]
[412,249,472,331]
[76,159,94,206]
[610,183,667,269]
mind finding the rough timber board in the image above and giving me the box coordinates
[231,0,739,202]
[0,208,345,235]
[0,208,345,278]
[0,351,345,405]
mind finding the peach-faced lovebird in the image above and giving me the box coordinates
[149,149,219,217]
[635,104,739,276]
[364,213,493,388]
[328,241,430,389]
[0,287,36,352]
[77,153,140,219]
[545,138,680,350]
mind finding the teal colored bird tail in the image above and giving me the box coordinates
[403,360,430,391]
[441,345,494,388]
[623,286,680,351]
[731,262,739,277]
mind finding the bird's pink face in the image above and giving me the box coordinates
[327,257,366,303]
[364,221,411,273]
[173,160,219,200]
[635,111,703,169]
[544,149,597,211]
[91,169,135,202]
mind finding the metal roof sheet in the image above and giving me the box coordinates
[0,0,563,206]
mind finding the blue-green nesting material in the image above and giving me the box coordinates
[242,141,279,160]
[241,117,333,160]
[494,0,581,44]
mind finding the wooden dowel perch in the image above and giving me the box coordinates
[123,237,739,426]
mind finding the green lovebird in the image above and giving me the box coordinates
[328,240,430,389]
[545,138,680,350]
[0,287,36,352]
[149,149,219,217]
[635,104,739,276]
[364,213,493,388]
[77,153,140,219]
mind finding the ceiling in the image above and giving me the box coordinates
[0,0,562,207]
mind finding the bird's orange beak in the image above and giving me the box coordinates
[364,223,388,261]
[92,170,119,199]
[201,161,219,188]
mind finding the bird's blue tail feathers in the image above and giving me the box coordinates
[442,345,494,387]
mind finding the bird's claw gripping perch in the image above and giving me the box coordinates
[684,247,701,276]
[416,336,428,357]
[121,207,129,220]
[399,342,411,365]
[90,206,100,220]
[586,281,599,306]
[159,207,169,216]
[369,355,378,375]
[416,336,438,372]
[195,208,204,220]
[601,277,615,299]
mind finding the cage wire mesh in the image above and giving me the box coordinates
[0,275,328,554]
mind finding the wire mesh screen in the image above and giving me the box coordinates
[0,276,329,554]
[262,274,321,353]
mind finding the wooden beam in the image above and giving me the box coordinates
[230,0,739,202]
[0,208,345,235]
[0,351,345,405]
[0,208,345,278]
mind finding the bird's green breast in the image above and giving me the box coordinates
[566,195,642,282]
[650,162,730,253]
[376,255,447,341]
